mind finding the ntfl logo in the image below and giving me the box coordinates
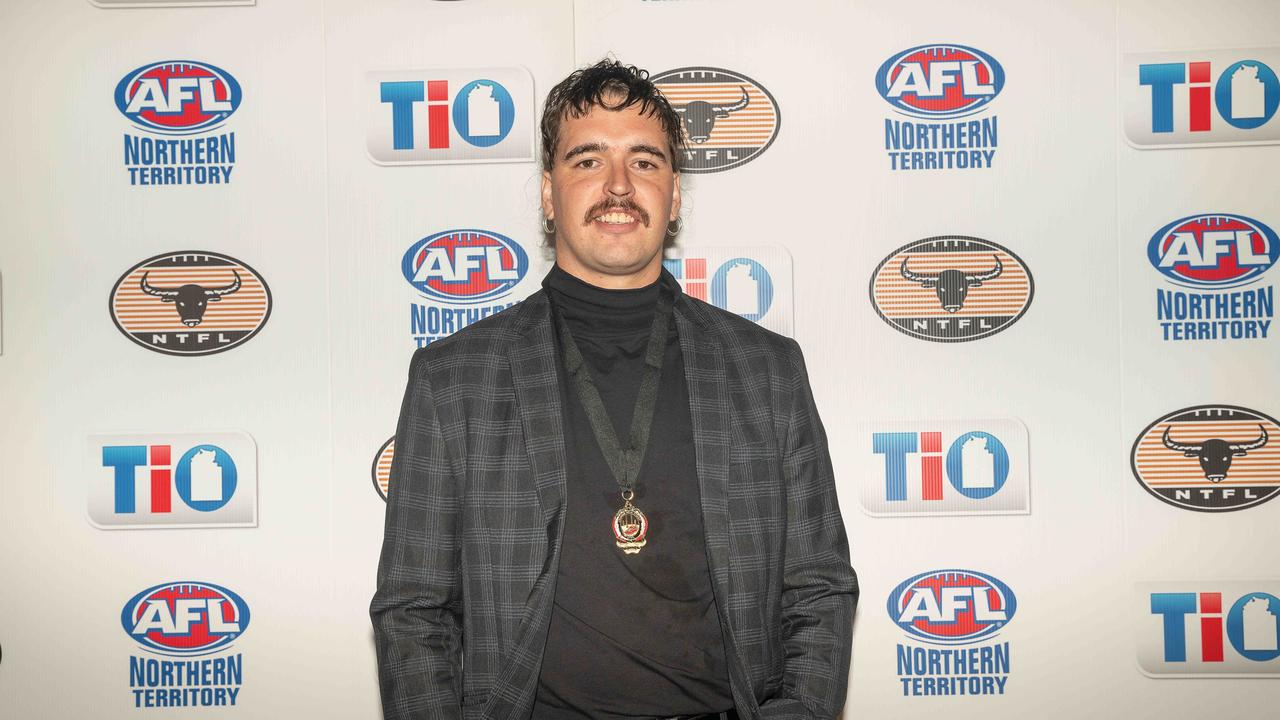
[869,236,1033,342]
[652,67,781,173]
[122,582,250,656]
[1131,405,1279,512]
[367,67,534,164]
[110,252,271,356]
[372,436,395,501]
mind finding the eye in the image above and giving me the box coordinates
[575,158,599,169]
[634,159,657,170]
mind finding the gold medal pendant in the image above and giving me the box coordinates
[612,490,649,554]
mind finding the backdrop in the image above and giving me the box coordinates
[1,0,1278,717]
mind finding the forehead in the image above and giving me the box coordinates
[557,103,669,151]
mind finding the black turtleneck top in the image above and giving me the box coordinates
[531,265,733,719]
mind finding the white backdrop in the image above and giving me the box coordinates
[1,0,1277,718]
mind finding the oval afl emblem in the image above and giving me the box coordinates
[613,504,649,554]
[652,66,781,174]
[109,251,272,356]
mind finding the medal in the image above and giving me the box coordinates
[554,284,673,557]
[612,490,648,554]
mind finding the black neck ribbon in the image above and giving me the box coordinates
[553,284,674,496]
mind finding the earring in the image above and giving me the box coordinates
[666,216,683,237]
[542,216,556,234]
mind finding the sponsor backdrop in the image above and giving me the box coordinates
[0,0,1276,717]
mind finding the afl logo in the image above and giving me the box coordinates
[652,67,781,174]
[876,45,1005,119]
[402,229,528,304]
[1131,405,1279,513]
[121,581,250,656]
[888,569,1016,645]
[109,251,272,357]
[114,61,242,135]
[371,436,395,502]
[869,236,1033,342]
[1148,213,1278,288]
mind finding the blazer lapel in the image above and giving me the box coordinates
[676,300,762,717]
[507,292,568,529]
[489,292,568,720]
[675,304,732,608]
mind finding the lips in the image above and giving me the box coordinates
[585,199,650,228]
[598,211,635,224]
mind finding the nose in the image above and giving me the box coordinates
[606,160,634,197]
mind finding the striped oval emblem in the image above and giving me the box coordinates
[371,436,395,501]
[869,236,1033,342]
[652,66,780,174]
[1132,405,1280,512]
[110,251,271,356]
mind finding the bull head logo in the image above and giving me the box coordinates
[1162,424,1269,482]
[673,87,750,144]
[140,271,242,327]
[900,255,1003,313]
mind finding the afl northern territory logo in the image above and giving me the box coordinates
[110,252,271,356]
[870,236,1033,342]
[1132,405,1280,512]
[371,437,395,501]
[652,67,780,174]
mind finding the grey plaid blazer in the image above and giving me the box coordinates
[372,288,857,720]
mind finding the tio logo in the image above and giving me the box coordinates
[366,67,533,165]
[859,419,1029,516]
[380,78,515,149]
[102,444,236,513]
[664,257,774,322]
[662,247,793,336]
[1123,47,1280,148]
[1139,583,1280,676]
[88,432,257,529]
[874,431,1009,501]
[1140,60,1278,133]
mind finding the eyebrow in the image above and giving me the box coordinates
[561,142,669,163]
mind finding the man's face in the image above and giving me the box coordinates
[541,102,681,289]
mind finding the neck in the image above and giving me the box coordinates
[553,258,663,290]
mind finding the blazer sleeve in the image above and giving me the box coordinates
[758,340,859,719]
[370,350,464,720]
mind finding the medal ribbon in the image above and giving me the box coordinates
[553,285,673,498]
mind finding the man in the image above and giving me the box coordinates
[372,59,857,720]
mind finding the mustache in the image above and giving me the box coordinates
[583,198,650,227]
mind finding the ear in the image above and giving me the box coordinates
[669,172,682,221]
[540,170,554,221]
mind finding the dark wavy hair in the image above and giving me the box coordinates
[540,59,684,173]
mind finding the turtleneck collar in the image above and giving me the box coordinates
[543,264,679,339]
